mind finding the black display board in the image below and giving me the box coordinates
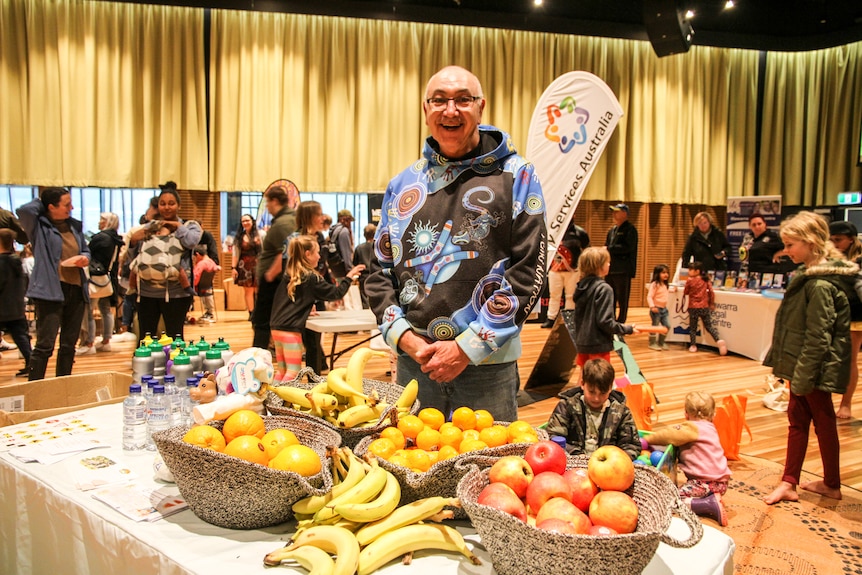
[517,310,577,406]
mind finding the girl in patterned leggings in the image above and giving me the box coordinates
[269,235,364,383]
[684,261,727,355]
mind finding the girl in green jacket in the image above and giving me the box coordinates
[763,211,854,505]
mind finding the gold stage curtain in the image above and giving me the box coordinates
[0,0,208,189]
[760,42,862,206]
[208,12,758,204]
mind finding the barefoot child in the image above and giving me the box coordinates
[646,391,731,525]
[763,211,857,504]
[683,261,727,355]
[269,234,364,383]
[647,264,671,351]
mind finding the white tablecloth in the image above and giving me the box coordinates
[665,288,781,361]
[0,403,734,575]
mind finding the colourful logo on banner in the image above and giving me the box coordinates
[543,97,590,154]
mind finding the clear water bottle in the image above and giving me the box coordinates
[146,385,170,451]
[142,377,155,399]
[122,384,147,451]
[180,377,198,427]
[163,374,182,425]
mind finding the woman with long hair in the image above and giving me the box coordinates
[232,213,261,321]
[829,220,862,419]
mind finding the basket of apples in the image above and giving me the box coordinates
[457,441,703,575]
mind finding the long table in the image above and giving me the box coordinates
[305,309,381,370]
[665,288,781,361]
[0,403,735,575]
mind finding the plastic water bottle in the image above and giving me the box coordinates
[122,384,147,451]
[171,349,194,386]
[203,349,225,375]
[214,337,234,365]
[132,345,154,384]
[142,377,155,399]
[146,385,171,451]
[163,374,182,425]
[149,340,166,381]
[180,377,198,426]
[187,340,204,372]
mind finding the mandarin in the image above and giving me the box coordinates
[397,414,425,441]
[367,437,397,460]
[474,409,495,430]
[417,407,446,431]
[506,420,537,442]
[379,426,407,450]
[451,406,476,431]
[459,438,489,453]
[439,425,464,449]
[437,445,460,461]
[415,427,442,451]
[479,425,509,448]
[405,448,432,472]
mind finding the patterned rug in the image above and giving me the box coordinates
[718,455,862,574]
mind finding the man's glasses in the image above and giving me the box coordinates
[425,95,482,111]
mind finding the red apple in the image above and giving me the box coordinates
[524,440,568,476]
[588,490,639,534]
[488,455,534,499]
[477,483,528,522]
[563,467,599,512]
[587,445,635,491]
[536,518,579,535]
[588,524,619,536]
[526,471,573,514]
[535,496,592,534]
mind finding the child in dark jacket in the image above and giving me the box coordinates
[0,229,32,376]
[683,261,727,355]
[647,391,731,526]
[545,358,641,459]
[573,247,637,380]
[270,235,365,383]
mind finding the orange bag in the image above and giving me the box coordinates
[620,380,658,431]
[713,394,753,460]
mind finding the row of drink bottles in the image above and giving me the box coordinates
[124,333,234,452]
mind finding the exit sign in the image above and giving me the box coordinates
[838,192,862,205]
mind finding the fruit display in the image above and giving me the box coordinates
[457,445,703,575]
[263,446,479,575]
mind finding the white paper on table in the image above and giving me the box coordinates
[91,482,188,522]
[68,453,139,491]
[10,436,110,464]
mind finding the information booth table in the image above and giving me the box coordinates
[1,403,735,575]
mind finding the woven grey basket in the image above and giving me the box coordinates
[264,367,420,449]
[457,456,703,575]
[354,423,549,519]
[152,414,341,530]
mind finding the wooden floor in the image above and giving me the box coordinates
[3,306,861,491]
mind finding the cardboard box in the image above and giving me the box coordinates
[0,371,133,427]
[223,278,247,311]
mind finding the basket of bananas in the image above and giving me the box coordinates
[264,351,420,449]
[152,414,341,530]
[353,413,548,519]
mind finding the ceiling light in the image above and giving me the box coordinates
[724,0,735,9]
[534,0,543,6]
[684,9,695,20]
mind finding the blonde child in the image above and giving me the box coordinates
[763,211,856,504]
[647,391,731,526]
[647,264,671,351]
[573,247,637,376]
[269,235,364,383]
[683,261,727,355]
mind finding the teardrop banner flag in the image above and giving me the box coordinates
[526,72,624,247]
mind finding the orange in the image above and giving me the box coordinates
[437,444,460,461]
[479,425,509,448]
[222,409,266,444]
[379,426,407,450]
[405,448,432,472]
[426,450,441,465]
[462,429,481,443]
[388,453,410,469]
[223,435,269,465]
[506,420,537,443]
[451,406,476,431]
[417,407,446,431]
[458,438,489,453]
[397,414,425,441]
[269,444,322,477]
[415,427,442,451]
[182,425,227,452]
[261,428,299,461]
[511,433,539,445]
[439,425,463,449]
[367,437,397,461]
[474,409,495,431]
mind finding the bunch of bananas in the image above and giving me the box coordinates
[268,348,419,429]
[264,447,480,575]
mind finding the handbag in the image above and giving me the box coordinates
[88,245,119,300]
[713,394,753,460]
[762,375,789,412]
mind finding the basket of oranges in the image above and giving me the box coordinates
[353,407,548,518]
[152,410,342,529]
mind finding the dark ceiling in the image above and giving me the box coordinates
[120,0,862,51]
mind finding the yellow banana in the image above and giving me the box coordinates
[357,523,481,575]
[353,496,461,547]
[346,348,389,397]
[336,403,388,428]
[284,525,360,575]
[263,543,335,574]
[395,378,419,409]
[270,386,338,411]
[327,367,373,403]
[314,461,388,523]
[311,381,330,395]
[333,469,401,523]
[292,452,367,515]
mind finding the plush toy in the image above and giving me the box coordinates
[191,349,275,424]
